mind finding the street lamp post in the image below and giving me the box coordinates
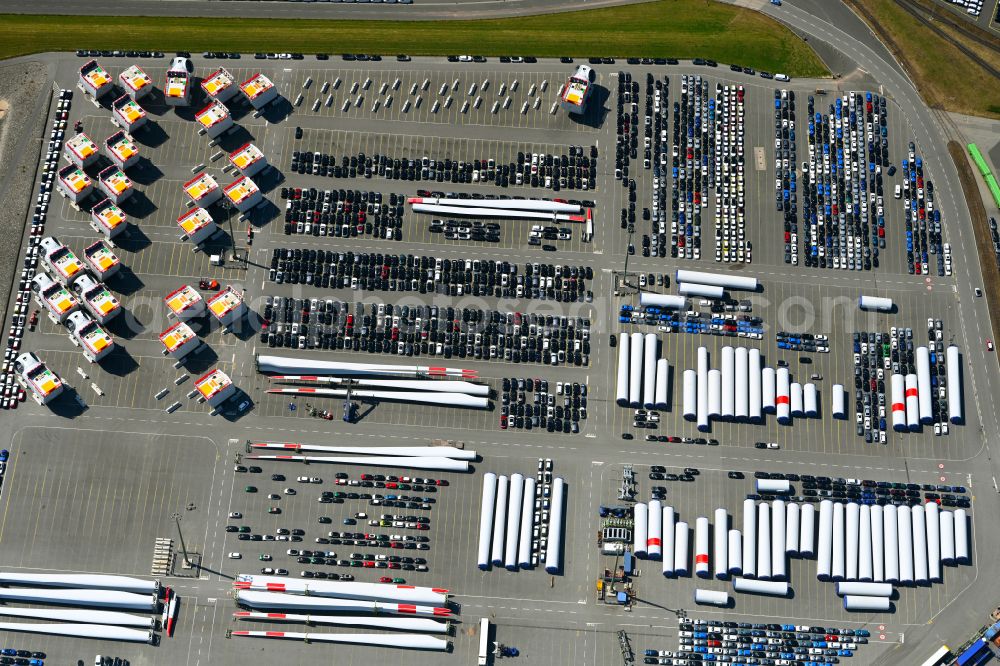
[171,512,192,568]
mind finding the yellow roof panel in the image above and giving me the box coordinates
[115,100,146,123]
[62,168,91,194]
[224,178,258,204]
[196,102,229,128]
[165,285,202,313]
[184,174,218,200]
[241,75,273,99]
[196,370,231,398]
[208,288,242,316]
[102,170,132,194]
[83,66,111,88]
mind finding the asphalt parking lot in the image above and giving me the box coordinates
[0,51,995,666]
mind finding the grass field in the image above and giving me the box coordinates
[850,0,1000,119]
[0,1,828,77]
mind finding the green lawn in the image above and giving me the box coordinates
[0,1,828,77]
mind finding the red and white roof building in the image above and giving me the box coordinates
[16,352,64,406]
[176,206,218,246]
[79,60,114,99]
[73,273,122,325]
[164,68,190,107]
[164,284,206,321]
[228,142,267,178]
[195,367,236,408]
[195,100,234,139]
[57,163,93,204]
[182,172,222,208]
[64,132,100,169]
[67,311,115,363]
[84,240,122,281]
[223,176,262,213]
[201,67,238,103]
[105,130,140,170]
[240,73,278,110]
[90,198,128,240]
[159,320,200,360]
[98,165,135,205]
[40,236,88,288]
[119,64,153,101]
[207,285,247,329]
[31,272,79,323]
[112,95,148,133]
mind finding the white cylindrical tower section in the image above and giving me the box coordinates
[694,588,729,606]
[884,504,899,583]
[654,358,669,410]
[790,382,804,417]
[836,581,893,596]
[803,382,818,417]
[697,347,709,432]
[544,478,565,574]
[832,383,846,419]
[916,346,933,424]
[707,369,722,419]
[947,345,963,424]
[757,503,772,580]
[871,504,885,582]
[682,370,697,420]
[491,475,509,567]
[518,477,536,569]
[843,595,891,611]
[695,516,710,578]
[735,347,749,421]
[785,502,800,557]
[674,522,690,576]
[732,578,789,597]
[816,500,833,580]
[939,509,955,566]
[643,333,658,409]
[925,501,940,582]
[905,374,920,432]
[771,500,786,581]
[629,332,643,408]
[776,367,791,424]
[713,508,728,579]
[504,474,524,571]
[762,367,776,413]
[633,502,648,559]
[748,348,763,423]
[728,529,743,577]
[911,503,928,584]
[845,502,859,581]
[477,472,497,570]
[615,333,630,406]
[858,504,873,582]
[742,499,756,579]
[721,346,735,420]
[800,503,816,558]
[897,504,914,584]
[954,508,969,565]
[647,500,663,560]
[831,501,845,581]
[662,506,676,577]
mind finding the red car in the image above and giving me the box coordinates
[379,576,392,583]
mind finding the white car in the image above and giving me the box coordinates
[228,552,242,559]
[228,512,242,519]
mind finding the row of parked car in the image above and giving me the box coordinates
[268,247,592,301]
[775,88,799,264]
[499,376,588,434]
[899,146,949,276]
[669,74,711,260]
[800,92,890,270]
[281,186,403,241]
[262,296,592,365]
[644,618,869,665]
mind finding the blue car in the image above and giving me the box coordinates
[0,449,8,462]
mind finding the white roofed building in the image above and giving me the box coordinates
[98,166,134,205]
[66,311,115,363]
[90,198,128,240]
[31,272,79,324]
[195,100,234,139]
[84,240,122,281]
[228,142,267,178]
[64,133,99,169]
[15,352,64,406]
[164,284,206,321]
[164,68,190,107]
[40,236,89,287]
[112,95,148,133]
[240,73,278,110]
[223,176,262,213]
[183,172,222,208]
[159,321,200,360]
[176,207,218,246]
[105,131,140,170]
[73,274,122,325]
[79,60,114,99]
[119,65,153,101]
[195,368,236,409]
[201,68,238,102]
[57,164,93,204]
[207,286,247,329]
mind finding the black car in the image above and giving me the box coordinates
[728,471,745,479]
